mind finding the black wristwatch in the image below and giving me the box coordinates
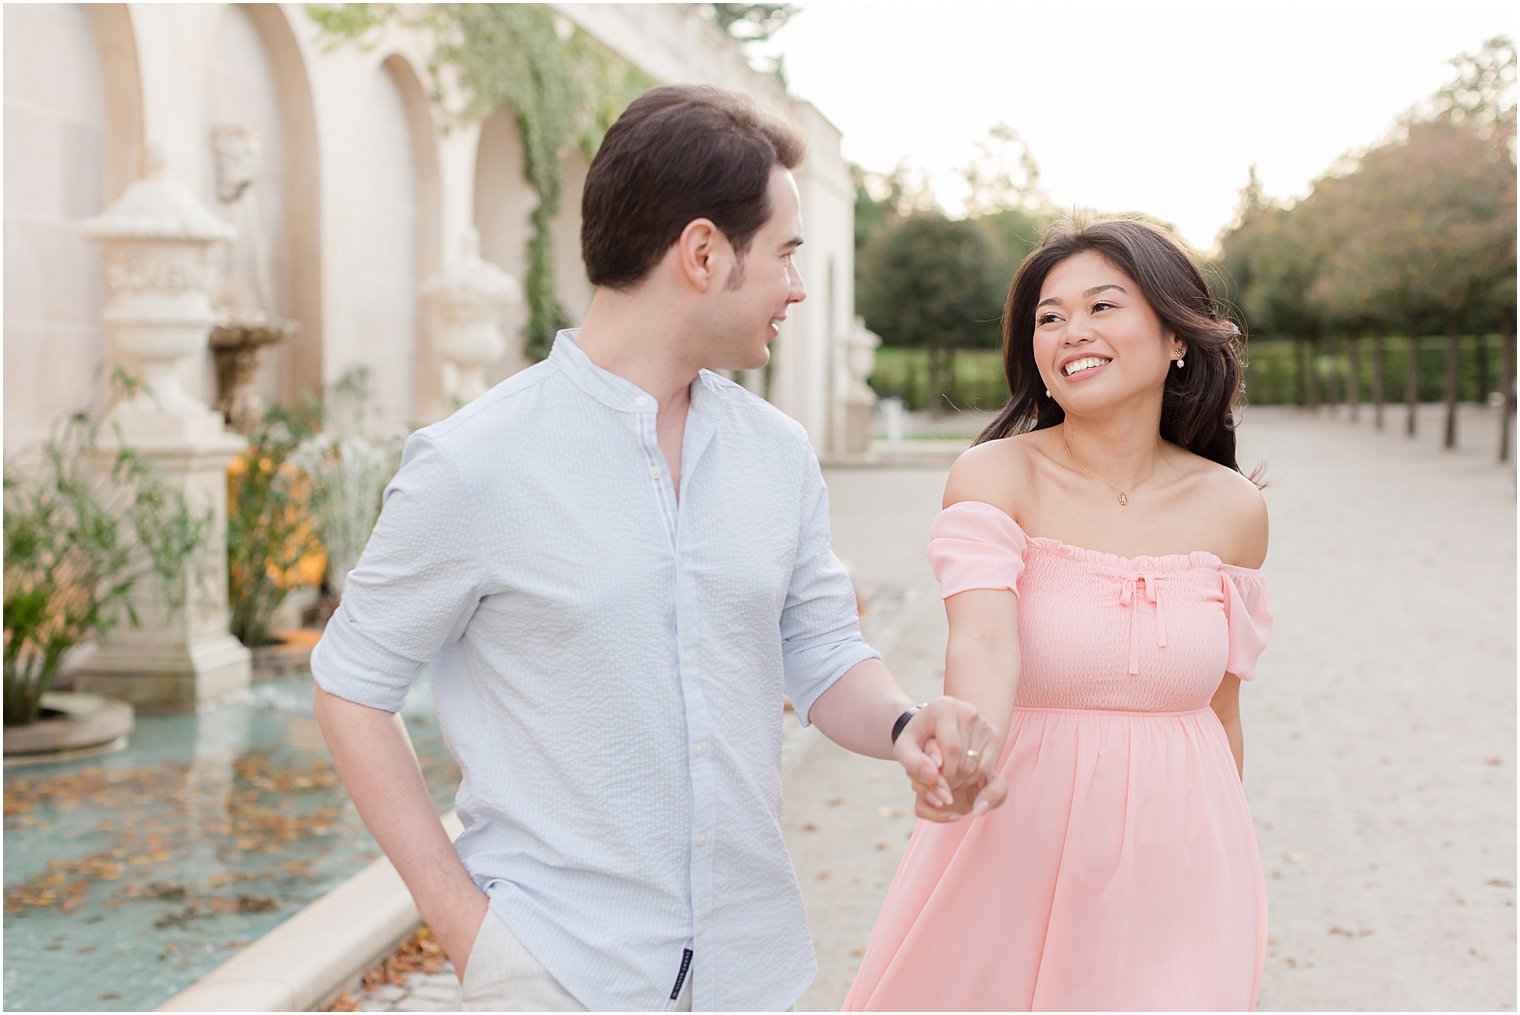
[890,703,927,745]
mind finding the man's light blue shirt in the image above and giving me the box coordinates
[311,331,880,1011]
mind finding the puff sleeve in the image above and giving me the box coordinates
[926,501,1028,599]
[1221,567,1273,681]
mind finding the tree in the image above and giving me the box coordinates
[976,206,1046,281]
[957,123,1048,218]
[853,159,942,271]
[1217,36,1517,440]
[1430,34,1517,150]
[856,213,1005,413]
[708,3,797,43]
[1218,201,1328,408]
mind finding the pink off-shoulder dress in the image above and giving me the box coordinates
[845,500,1273,1012]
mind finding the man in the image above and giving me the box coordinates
[311,84,1005,1012]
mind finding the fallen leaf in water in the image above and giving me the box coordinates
[1283,851,1305,864]
[826,797,844,807]
[876,806,904,819]
[1487,878,1515,888]
[235,893,277,913]
[816,871,830,881]
[873,842,888,852]
[801,822,818,832]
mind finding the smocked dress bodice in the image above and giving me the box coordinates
[927,498,1272,711]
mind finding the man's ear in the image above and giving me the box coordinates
[676,218,727,292]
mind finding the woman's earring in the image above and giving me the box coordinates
[1044,388,1051,397]
[1174,357,1185,369]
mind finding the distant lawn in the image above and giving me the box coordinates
[868,335,1506,412]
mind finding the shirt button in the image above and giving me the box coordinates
[634,395,649,407]
[682,652,693,666]
[693,743,706,758]
[650,466,662,478]
[697,922,707,936]
[696,834,708,846]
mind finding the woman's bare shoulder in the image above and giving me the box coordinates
[1184,456,1268,568]
[942,432,1044,512]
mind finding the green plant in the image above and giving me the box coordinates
[3,402,210,725]
[288,369,407,598]
[226,402,326,648]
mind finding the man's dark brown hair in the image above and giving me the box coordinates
[581,84,806,290]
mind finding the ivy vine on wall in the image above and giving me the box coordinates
[307,3,657,357]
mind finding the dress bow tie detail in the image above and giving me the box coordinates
[1118,573,1168,675]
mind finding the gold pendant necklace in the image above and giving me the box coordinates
[1061,428,1159,507]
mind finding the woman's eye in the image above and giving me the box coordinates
[1036,313,1060,325]
[1092,301,1115,313]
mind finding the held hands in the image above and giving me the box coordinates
[890,696,1007,823]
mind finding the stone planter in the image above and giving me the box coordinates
[3,692,135,767]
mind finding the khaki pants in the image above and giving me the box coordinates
[458,910,694,1012]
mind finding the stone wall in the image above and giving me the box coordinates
[4,2,857,454]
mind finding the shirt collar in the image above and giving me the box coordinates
[549,329,725,415]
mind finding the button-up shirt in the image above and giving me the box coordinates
[311,331,879,1011]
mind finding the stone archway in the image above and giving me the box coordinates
[85,5,145,201]
[2,4,140,454]
[473,105,534,382]
[338,53,435,425]
[378,53,444,420]
[203,3,322,406]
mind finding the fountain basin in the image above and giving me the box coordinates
[4,693,134,767]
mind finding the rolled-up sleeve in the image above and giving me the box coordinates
[780,450,881,726]
[310,431,486,712]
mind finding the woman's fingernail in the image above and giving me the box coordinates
[973,799,989,817]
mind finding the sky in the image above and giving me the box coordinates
[762,1,1517,252]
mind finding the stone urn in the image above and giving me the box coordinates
[421,229,523,408]
[82,145,237,428]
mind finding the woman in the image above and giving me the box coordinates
[844,217,1273,1012]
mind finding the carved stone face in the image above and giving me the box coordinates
[211,124,261,203]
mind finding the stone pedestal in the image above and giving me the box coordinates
[73,147,252,712]
[837,316,882,461]
[72,424,252,712]
[422,229,522,414]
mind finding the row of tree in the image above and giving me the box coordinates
[854,38,1517,460]
[1217,36,1516,458]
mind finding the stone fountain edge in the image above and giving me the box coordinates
[157,810,464,1012]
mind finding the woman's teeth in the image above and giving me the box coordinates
[1063,356,1109,376]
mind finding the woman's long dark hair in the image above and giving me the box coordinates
[976,216,1253,479]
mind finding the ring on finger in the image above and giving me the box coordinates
[965,748,981,763]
